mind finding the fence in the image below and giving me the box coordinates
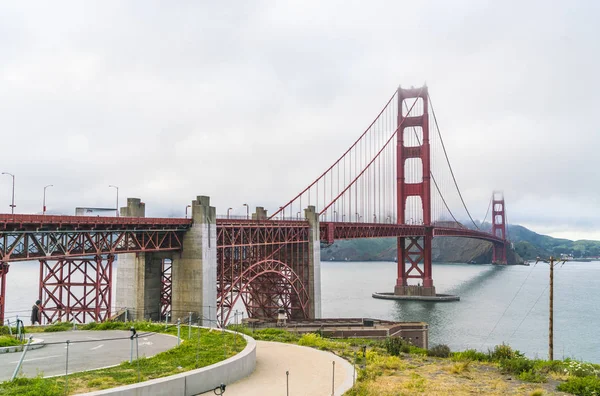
[0,315,248,395]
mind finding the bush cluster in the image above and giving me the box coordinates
[384,337,410,356]
[427,344,451,358]
[557,376,600,395]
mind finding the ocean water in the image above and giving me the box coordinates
[5,260,600,362]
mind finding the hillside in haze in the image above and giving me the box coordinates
[320,224,600,263]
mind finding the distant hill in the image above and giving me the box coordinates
[508,224,600,259]
[320,223,600,263]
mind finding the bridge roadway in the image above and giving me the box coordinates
[0,214,504,262]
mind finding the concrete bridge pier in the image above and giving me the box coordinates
[305,206,322,319]
[171,196,217,327]
[116,198,168,322]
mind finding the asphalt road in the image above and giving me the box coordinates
[0,330,178,381]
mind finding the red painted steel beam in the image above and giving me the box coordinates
[0,214,191,231]
[0,229,184,262]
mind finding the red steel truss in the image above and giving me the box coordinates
[39,255,113,324]
[0,214,189,262]
[160,258,172,319]
[216,219,311,326]
[0,262,8,325]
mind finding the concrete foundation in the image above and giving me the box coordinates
[116,198,166,321]
[171,196,217,326]
[373,292,459,302]
[305,206,321,319]
[394,285,437,297]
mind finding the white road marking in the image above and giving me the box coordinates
[90,344,104,350]
[10,355,61,364]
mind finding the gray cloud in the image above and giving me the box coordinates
[0,1,598,239]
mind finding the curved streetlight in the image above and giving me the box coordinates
[373,214,377,223]
[185,204,192,219]
[108,185,119,217]
[355,212,359,222]
[43,184,54,215]
[242,203,249,220]
[227,207,233,219]
[1,172,15,215]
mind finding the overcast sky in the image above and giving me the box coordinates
[1,1,598,240]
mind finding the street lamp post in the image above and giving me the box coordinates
[243,203,249,220]
[185,205,191,219]
[108,185,119,217]
[43,184,54,215]
[1,172,15,215]
[227,207,233,219]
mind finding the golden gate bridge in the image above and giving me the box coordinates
[0,85,508,327]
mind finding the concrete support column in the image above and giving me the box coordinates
[172,196,217,326]
[304,206,322,319]
[252,207,268,220]
[116,198,163,321]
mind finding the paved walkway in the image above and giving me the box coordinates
[201,341,354,396]
[0,330,178,381]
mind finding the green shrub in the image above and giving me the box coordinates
[518,369,547,383]
[452,349,490,362]
[0,335,24,347]
[384,337,406,356]
[489,343,516,360]
[534,359,565,374]
[427,344,451,358]
[557,376,600,395]
[499,357,535,375]
[249,328,299,343]
[43,322,73,332]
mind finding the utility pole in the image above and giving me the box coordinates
[537,255,566,361]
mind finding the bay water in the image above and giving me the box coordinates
[5,260,599,362]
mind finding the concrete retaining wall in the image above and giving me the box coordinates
[83,330,256,396]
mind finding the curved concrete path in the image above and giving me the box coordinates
[200,340,354,396]
[0,330,178,381]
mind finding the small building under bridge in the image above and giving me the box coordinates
[243,318,429,349]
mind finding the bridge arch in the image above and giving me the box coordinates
[217,259,309,326]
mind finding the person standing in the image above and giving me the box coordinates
[31,300,42,325]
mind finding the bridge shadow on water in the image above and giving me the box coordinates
[390,264,508,333]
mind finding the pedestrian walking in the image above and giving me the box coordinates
[31,299,42,325]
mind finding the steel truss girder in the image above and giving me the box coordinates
[320,222,426,243]
[433,227,504,244]
[0,230,184,262]
[160,259,172,318]
[217,221,311,326]
[39,255,113,324]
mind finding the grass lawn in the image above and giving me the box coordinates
[0,321,246,396]
[232,326,600,396]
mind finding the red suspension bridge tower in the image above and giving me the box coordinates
[492,191,508,264]
[394,86,435,296]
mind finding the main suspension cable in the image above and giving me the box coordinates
[428,93,480,230]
